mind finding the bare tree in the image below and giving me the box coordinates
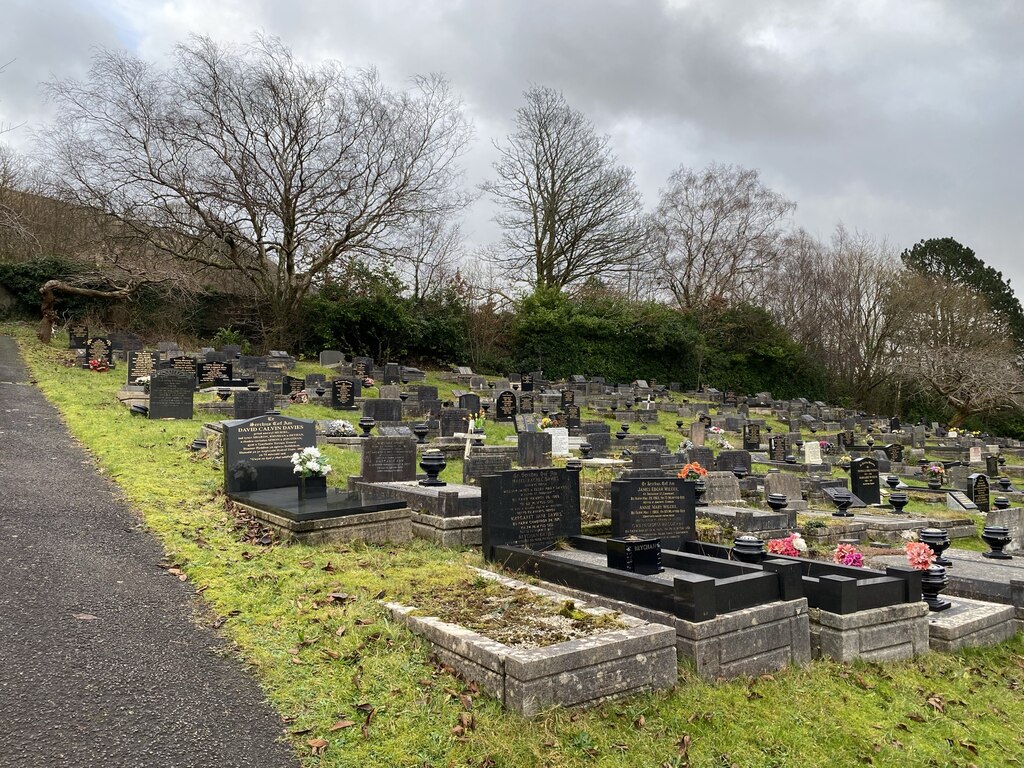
[482,86,650,291]
[0,144,37,250]
[654,162,795,310]
[382,212,463,300]
[41,35,472,347]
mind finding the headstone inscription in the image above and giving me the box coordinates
[850,457,881,505]
[769,435,788,463]
[519,373,534,393]
[351,356,372,378]
[610,477,696,550]
[803,441,823,465]
[480,468,581,559]
[564,404,581,429]
[162,356,198,384]
[546,427,570,457]
[743,423,761,451]
[283,375,306,395]
[495,390,518,422]
[363,399,403,423]
[233,390,276,420]
[127,351,155,384]
[223,414,316,493]
[86,337,112,366]
[458,392,481,413]
[148,369,195,419]
[360,436,417,483]
[560,389,575,409]
[884,443,904,463]
[518,394,534,414]
[440,408,471,437]
[68,323,88,349]
[197,361,233,387]
[331,378,360,410]
[967,473,991,513]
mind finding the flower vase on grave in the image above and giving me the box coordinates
[921,564,952,611]
[927,478,941,490]
[298,475,328,501]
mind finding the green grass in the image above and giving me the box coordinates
[6,322,1024,768]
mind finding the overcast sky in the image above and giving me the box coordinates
[2,0,1023,297]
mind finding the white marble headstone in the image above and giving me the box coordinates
[803,441,823,464]
[546,427,570,457]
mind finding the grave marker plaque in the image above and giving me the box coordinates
[803,441,823,465]
[969,446,983,464]
[223,414,316,493]
[610,476,696,549]
[884,443,904,463]
[148,369,195,419]
[518,394,534,414]
[127,351,155,384]
[480,468,581,558]
[850,457,881,505]
[161,356,198,385]
[547,427,570,457]
[968,473,991,513]
[331,378,360,410]
[233,390,276,420]
[360,436,417,483]
[68,323,88,349]
[495,390,518,422]
[607,538,663,575]
[743,423,761,451]
[86,337,112,366]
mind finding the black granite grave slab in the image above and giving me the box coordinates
[229,487,404,522]
[331,377,360,410]
[968,473,991,513]
[518,431,552,467]
[86,337,112,366]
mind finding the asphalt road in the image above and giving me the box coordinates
[0,337,298,768]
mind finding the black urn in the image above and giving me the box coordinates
[418,450,447,487]
[732,535,766,564]
[918,527,952,566]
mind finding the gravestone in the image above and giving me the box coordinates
[86,337,112,366]
[715,450,752,474]
[560,389,575,409]
[610,476,696,549]
[351,356,373,378]
[416,385,439,402]
[564,403,581,429]
[514,413,541,433]
[969,446,983,464]
[702,472,742,504]
[850,457,881,505]
[763,472,804,510]
[440,408,471,437]
[495,390,518,422]
[126,351,156,384]
[319,350,344,367]
[377,385,401,400]
[518,394,534,414]
[546,427,570,457]
[986,455,1000,477]
[519,373,534,393]
[68,323,88,349]
[108,331,143,352]
[889,417,900,432]
[480,468,581,558]
[282,375,306,396]
[383,362,401,385]
[331,378,360,410]
[689,421,706,447]
[884,443,904,463]
[803,441,823,465]
[233,390,276,420]
[630,451,662,472]
[686,446,716,472]
[743,423,761,451]
[967,473,991,513]
[223,413,316,493]
[221,344,242,359]
[463,452,513,485]
[769,435,788,463]
[197,361,233,387]
[148,369,195,419]
[162,356,198,384]
[363,399,403,422]
[518,431,552,468]
[360,436,417,483]
[304,373,327,389]
[458,392,481,413]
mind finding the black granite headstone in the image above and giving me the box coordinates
[560,389,575,409]
[519,373,534,393]
[415,385,439,402]
[564,403,581,429]
[458,393,481,413]
[518,430,552,467]
[223,413,316,493]
[743,423,761,451]
[769,435,788,463]
[884,443,904,463]
[986,455,1000,477]
[611,476,696,549]
[360,436,417,483]
[480,468,581,558]
[716,449,752,474]
[968,473,991,513]
[197,360,233,387]
[606,537,663,575]
[161,356,198,386]
[463,452,513,485]
[383,362,401,385]
[495,390,518,422]
[148,369,195,419]
[233,390,276,420]
[283,375,306,395]
[440,407,472,437]
[363,398,402,422]
[127,351,156,384]
[86,337,112,366]
[68,323,88,349]
[519,394,534,414]
[331,378,360,410]
[352,356,373,378]
[850,457,881,505]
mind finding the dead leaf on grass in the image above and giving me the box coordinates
[329,720,356,731]
[307,738,328,755]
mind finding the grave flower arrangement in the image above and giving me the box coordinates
[905,541,935,570]
[832,543,864,567]
[677,462,708,481]
[290,446,333,478]
[133,375,150,386]
[818,440,835,456]
[708,425,725,434]
[925,464,945,481]
[289,389,309,404]
[88,358,109,372]
[539,417,554,430]
[716,437,734,450]
[766,532,807,557]
[321,419,356,437]
[362,376,375,388]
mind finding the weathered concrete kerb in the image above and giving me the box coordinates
[0,336,298,768]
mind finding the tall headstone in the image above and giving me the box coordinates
[495,390,518,422]
[68,323,88,349]
[480,468,581,559]
[518,431,552,467]
[560,389,575,409]
[363,399,403,422]
[319,350,344,367]
[850,457,881,505]
[769,435,788,463]
[440,408,471,437]
[967,473,991,513]
[360,436,417,483]
[546,427,570,457]
[458,392,481,413]
[223,414,316,493]
[519,394,534,414]
[126,351,156,385]
[86,337,112,367]
[742,423,761,451]
[331,378,360,410]
[148,369,195,419]
[519,373,534,393]
[564,403,581,429]
[986,455,1000,477]
[610,476,696,549]
[689,421,706,447]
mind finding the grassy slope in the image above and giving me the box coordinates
[7,323,1024,768]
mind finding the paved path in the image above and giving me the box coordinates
[0,337,298,768]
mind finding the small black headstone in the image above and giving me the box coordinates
[223,413,316,493]
[458,393,481,413]
[480,468,581,558]
[197,360,233,387]
[463,452,513,485]
[884,443,904,463]
[716,449,752,474]
[282,374,306,395]
[850,457,881,505]
[968,473,991,513]
[383,362,401,385]
[519,394,534,414]
[519,373,534,393]
[440,407,472,437]
[363,398,402,422]
[68,323,88,349]
[769,435,788,463]
[331,378,360,410]
[560,389,575,409]
[607,537,663,575]
[148,369,195,419]
[127,351,156,384]
[86,337,112,366]
[360,436,417,483]
[416,385,439,402]
[743,423,761,451]
[495,390,518,422]
[564,403,581,429]
[352,356,373,378]
[518,430,552,467]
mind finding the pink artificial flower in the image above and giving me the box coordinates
[832,543,864,567]
[905,541,935,570]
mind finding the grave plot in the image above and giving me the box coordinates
[386,570,676,717]
[223,413,411,545]
[480,467,811,680]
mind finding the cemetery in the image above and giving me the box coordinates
[5,323,1024,766]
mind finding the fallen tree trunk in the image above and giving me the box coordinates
[37,279,132,343]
